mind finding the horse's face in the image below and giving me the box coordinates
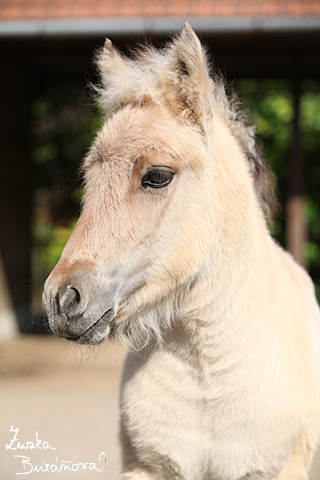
[42,23,265,346]
[42,104,211,345]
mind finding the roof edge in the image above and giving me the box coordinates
[0,16,320,37]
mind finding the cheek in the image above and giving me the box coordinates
[126,192,169,242]
[67,169,174,273]
[144,178,210,283]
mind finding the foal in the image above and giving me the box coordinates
[43,23,320,480]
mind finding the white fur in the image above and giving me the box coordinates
[44,23,320,480]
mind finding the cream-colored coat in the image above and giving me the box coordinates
[43,24,320,479]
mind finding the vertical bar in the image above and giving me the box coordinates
[0,250,18,342]
[0,44,32,332]
[286,79,307,268]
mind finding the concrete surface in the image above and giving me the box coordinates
[0,335,319,479]
[0,253,18,343]
[0,335,126,479]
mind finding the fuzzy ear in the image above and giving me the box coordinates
[169,22,212,124]
[96,38,127,90]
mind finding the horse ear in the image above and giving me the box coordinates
[170,22,212,124]
[96,38,127,91]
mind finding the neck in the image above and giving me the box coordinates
[168,211,273,376]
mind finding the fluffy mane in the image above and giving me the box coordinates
[94,25,277,221]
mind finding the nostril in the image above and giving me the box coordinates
[67,286,81,304]
[59,286,82,321]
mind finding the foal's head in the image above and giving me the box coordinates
[43,23,275,346]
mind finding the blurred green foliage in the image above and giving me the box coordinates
[31,79,320,310]
[234,79,320,301]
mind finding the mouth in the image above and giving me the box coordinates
[64,308,115,345]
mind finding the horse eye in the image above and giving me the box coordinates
[141,170,174,189]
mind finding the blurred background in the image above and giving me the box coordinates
[0,1,320,479]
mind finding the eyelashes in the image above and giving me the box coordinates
[141,169,175,189]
